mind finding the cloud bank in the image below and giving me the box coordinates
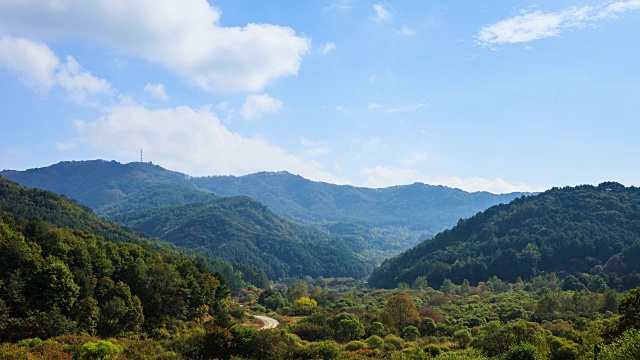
[0,0,311,92]
[0,36,113,101]
[477,0,640,47]
[75,104,342,183]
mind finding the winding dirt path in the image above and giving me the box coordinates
[254,315,279,330]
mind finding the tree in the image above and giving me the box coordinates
[332,313,365,343]
[617,286,640,333]
[286,280,308,303]
[381,293,420,333]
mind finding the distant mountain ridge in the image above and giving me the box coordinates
[368,182,640,290]
[1,160,530,235]
[112,195,374,279]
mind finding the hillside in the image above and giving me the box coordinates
[111,196,374,279]
[0,177,232,341]
[0,176,253,291]
[369,182,640,290]
[192,172,528,232]
[1,160,529,257]
[1,160,200,211]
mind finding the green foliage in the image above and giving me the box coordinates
[500,343,542,360]
[2,160,526,265]
[402,325,420,341]
[365,335,384,350]
[616,286,640,333]
[112,196,374,280]
[454,329,473,348]
[473,321,549,358]
[345,340,368,351]
[332,313,365,342]
[80,340,122,360]
[598,329,640,360]
[369,183,640,289]
[0,178,232,342]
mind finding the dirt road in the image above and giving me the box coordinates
[254,315,279,330]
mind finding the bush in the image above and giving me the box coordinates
[365,335,384,350]
[345,340,368,351]
[501,343,542,360]
[80,340,122,360]
[403,326,420,341]
[424,344,442,357]
[384,334,405,350]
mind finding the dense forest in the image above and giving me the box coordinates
[1,160,528,258]
[0,179,232,342]
[369,182,640,290]
[0,176,265,293]
[2,176,640,359]
[112,196,374,279]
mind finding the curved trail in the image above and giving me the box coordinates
[254,315,279,330]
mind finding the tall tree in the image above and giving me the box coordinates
[381,293,420,333]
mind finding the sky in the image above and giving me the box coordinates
[1,0,639,193]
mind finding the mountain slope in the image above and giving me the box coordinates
[191,172,528,232]
[0,175,251,291]
[0,176,232,341]
[1,160,205,213]
[1,161,528,233]
[368,182,640,290]
[111,196,374,279]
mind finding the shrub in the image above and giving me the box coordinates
[345,340,368,351]
[365,335,384,350]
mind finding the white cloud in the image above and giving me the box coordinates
[241,94,283,120]
[75,104,343,183]
[320,42,337,55]
[427,176,546,194]
[54,141,77,150]
[477,1,640,48]
[399,151,437,166]
[368,102,383,111]
[325,0,352,11]
[0,0,311,93]
[144,83,169,101]
[372,3,393,22]
[56,56,113,101]
[399,26,415,36]
[0,36,59,92]
[0,36,113,101]
[361,166,415,188]
[300,137,332,157]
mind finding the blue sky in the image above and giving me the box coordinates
[1,0,639,193]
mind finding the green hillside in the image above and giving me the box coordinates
[112,196,374,279]
[369,182,640,290]
[0,177,232,341]
[1,160,529,258]
[192,171,528,232]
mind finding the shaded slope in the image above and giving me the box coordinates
[1,160,205,213]
[0,177,232,341]
[0,176,247,291]
[112,196,374,279]
[192,172,528,232]
[368,182,640,290]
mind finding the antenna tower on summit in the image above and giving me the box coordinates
[140,149,143,163]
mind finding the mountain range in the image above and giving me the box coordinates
[368,182,640,291]
[1,160,529,260]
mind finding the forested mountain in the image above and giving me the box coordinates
[0,177,232,341]
[1,160,529,257]
[192,172,527,232]
[369,182,640,290]
[0,176,262,292]
[1,160,200,211]
[112,196,374,279]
